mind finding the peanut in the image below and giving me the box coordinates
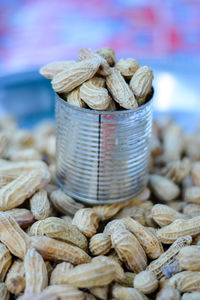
[129,66,153,104]
[30,236,91,264]
[30,189,51,220]
[147,236,192,279]
[29,217,88,251]
[0,243,12,282]
[151,204,185,227]
[0,212,30,258]
[115,58,140,77]
[156,217,200,244]
[78,48,110,76]
[63,86,86,107]
[89,233,111,256]
[0,283,10,300]
[24,248,48,294]
[106,67,138,109]
[80,79,111,110]
[149,174,180,202]
[169,271,200,292]
[39,61,76,79]
[6,208,34,228]
[52,58,101,93]
[111,228,147,273]
[50,262,74,285]
[5,259,25,294]
[134,270,158,294]
[124,217,163,259]
[50,188,84,215]
[72,208,100,238]
[96,47,115,66]
[0,169,50,210]
[177,246,200,271]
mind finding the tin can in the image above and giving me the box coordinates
[55,94,153,204]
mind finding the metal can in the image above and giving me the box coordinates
[55,93,153,204]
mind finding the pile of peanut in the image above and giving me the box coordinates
[40,47,153,110]
[0,114,200,300]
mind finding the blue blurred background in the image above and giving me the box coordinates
[0,0,199,128]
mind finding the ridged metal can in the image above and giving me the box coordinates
[55,94,153,204]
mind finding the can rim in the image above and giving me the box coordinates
[56,92,153,115]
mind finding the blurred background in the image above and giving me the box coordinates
[0,0,200,129]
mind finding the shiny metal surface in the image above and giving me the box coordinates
[56,94,153,204]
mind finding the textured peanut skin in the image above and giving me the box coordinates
[0,169,51,210]
[156,217,200,244]
[57,260,117,288]
[39,61,76,79]
[24,248,48,294]
[96,47,115,66]
[89,233,111,256]
[106,68,138,109]
[134,270,158,294]
[149,175,180,202]
[0,243,12,282]
[72,208,100,238]
[6,208,34,228]
[80,79,111,110]
[78,48,111,76]
[50,262,74,285]
[151,204,185,227]
[93,202,124,221]
[52,58,101,93]
[129,65,153,99]
[30,236,91,264]
[30,189,51,220]
[50,189,84,215]
[112,285,149,300]
[64,86,86,108]
[115,58,140,77]
[5,259,25,294]
[0,283,10,300]
[29,217,88,251]
[0,212,30,258]
[123,217,163,259]
[162,158,191,183]
[111,228,147,273]
[147,236,192,279]
[177,246,200,271]
[169,271,200,292]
